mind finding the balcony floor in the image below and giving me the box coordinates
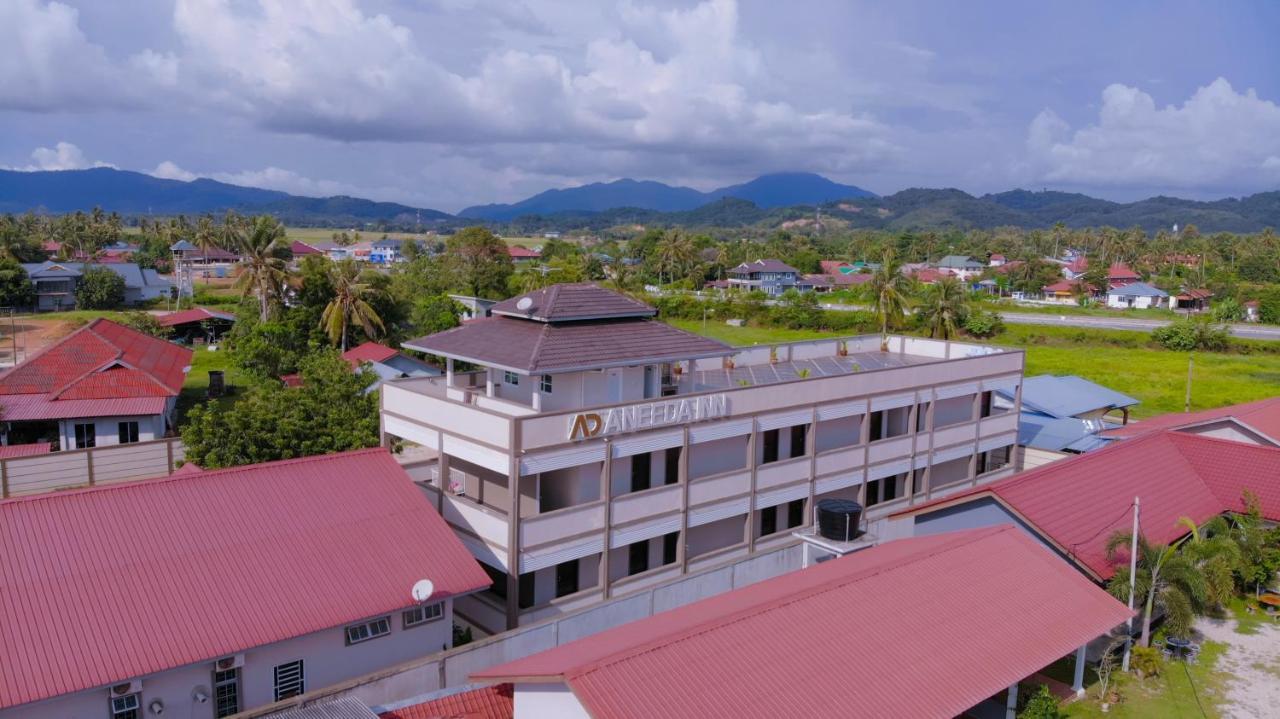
[674,351,933,393]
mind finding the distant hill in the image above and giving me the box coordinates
[0,168,453,226]
[459,172,876,220]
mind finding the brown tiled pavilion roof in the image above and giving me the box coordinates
[490,283,654,322]
[404,316,732,375]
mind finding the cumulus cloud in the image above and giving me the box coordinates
[1028,78,1280,191]
[6,142,114,171]
[151,160,197,181]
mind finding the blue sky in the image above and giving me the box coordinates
[2,0,1279,212]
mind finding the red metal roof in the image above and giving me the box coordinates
[506,245,541,258]
[473,527,1131,719]
[911,268,944,284]
[291,240,323,255]
[0,448,489,710]
[380,685,514,719]
[156,306,237,327]
[0,442,52,459]
[1102,397,1280,444]
[1043,278,1096,294]
[343,341,401,365]
[896,431,1280,579]
[819,260,852,276]
[1108,263,1140,280]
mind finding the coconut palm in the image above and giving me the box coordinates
[868,251,911,351]
[1105,533,1207,645]
[1176,516,1242,610]
[917,277,969,340]
[321,259,385,351]
[234,215,288,322]
[654,230,696,285]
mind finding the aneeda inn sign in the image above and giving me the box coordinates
[569,394,730,440]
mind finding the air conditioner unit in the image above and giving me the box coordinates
[109,680,141,696]
[214,654,244,671]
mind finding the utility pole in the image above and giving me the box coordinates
[1184,354,1194,412]
[1122,496,1140,672]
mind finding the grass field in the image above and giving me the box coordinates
[176,345,255,423]
[1060,641,1228,718]
[286,227,543,248]
[982,299,1180,320]
[668,319,1280,419]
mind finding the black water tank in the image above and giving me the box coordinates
[816,498,863,542]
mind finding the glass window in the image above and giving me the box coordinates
[628,541,648,575]
[760,505,778,536]
[403,602,444,628]
[110,694,140,719]
[118,421,139,444]
[664,447,681,485]
[761,429,779,464]
[663,532,679,565]
[789,424,807,458]
[273,660,305,700]
[555,559,579,598]
[503,371,519,385]
[630,452,651,493]
[539,374,552,393]
[213,667,240,718]
[74,422,95,449]
[344,616,391,645]
[787,499,805,529]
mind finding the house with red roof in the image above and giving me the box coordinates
[1042,278,1096,304]
[468,526,1130,718]
[1106,263,1141,289]
[342,342,440,391]
[157,306,237,342]
[506,245,541,262]
[1101,396,1280,447]
[0,319,192,450]
[892,431,1280,581]
[0,448,490,718]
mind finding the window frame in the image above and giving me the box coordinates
[110,693,140,719]
[503,371,519,386]
[402,602,444,629]
[343,616,392,646]
[554,559,580,598]
[73,421,96,449]
[761,428,779,464]
[630,452,651,493]
[273,659,306,701]
[539,374,552,393]
[213,666,240,718]
[759,505,778,536]
[118,420,140,444]
[789,424,807,459]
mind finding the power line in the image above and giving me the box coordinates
[1067,500,1138,559]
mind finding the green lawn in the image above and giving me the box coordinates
[982,299,1180,320]
[11,309,133,323]
[1062,641,1228,718]
[176,345,255,423]
[668,320,1280,419]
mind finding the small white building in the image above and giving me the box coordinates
[1105,281,1168,309]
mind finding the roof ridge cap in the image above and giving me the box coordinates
[565,527,1010,680]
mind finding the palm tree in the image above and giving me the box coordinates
[917,277,969,339]
[654,230,696,285]
[321,259,385,351]
[1176,516,1242,610]
[1105,533,1207,645]
[234,215,288,322]
[868,252,911,351]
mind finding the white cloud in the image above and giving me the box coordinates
[208,166,360,197]
[151,160,197,181]
[1028,78,1280,191]
[6,141,114,171]
[0,1,137,111]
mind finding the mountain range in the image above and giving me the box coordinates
[2,167,1279,233]
[458,172,877,220]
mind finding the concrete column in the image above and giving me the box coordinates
[1005,682,1018,719]
[486,368,495,398]
[446,358,455,386]
[532,390,542,411]
[600,443,613,597]
[1072,644,1087,697]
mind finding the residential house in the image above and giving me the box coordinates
[1106,263,1141,289]
[995,374,1137,466]
[1063,256,1089,280]
[371,238,419,264]
[157,306,237,343]
[989,253,1007,267]
[468,526,1130,718]
[819,259,853,275]
[449,294,499,321]
[507,246,542,262]
[0,319,191,450]
[1102,396,1280,447]
[343,341,440,392]
[1174,288,1213,312]
[936,255,986,280]
[909,267,945,285]
[727,259,803,295]
[291,240,325,257]
[1244,300,1261,322]
[1042,279,1095,304]
[1105,281,1167,309]
[21,261,174,311]
[894,431,1280,583]
[0,449,490,718]
[384,283,1023,631]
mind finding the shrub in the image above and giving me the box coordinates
[119,311,172,339]
[1018,685,1063,719]
[963,309,1005,338]
[1211,298,1244,323]
[1129,646,1163,679]
[1152,316,1229,352]
[75,266,126,309]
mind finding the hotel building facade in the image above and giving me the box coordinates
[381,284,1024,632]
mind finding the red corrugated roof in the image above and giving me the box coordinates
[291,240,323,255]
[0,442,52,459]
[1108,263,1140,280]
[156,306,237,327]
[1102,397,1280,444]
[473,527,1131,719]
[380,685,514,719]
[0,393,168,421]
[0,319,190,398]
[343,341,401,365]
[1043,279,1096,294]
[0,448,489,710]
[896,431,1280,579]
[506,246,541,258]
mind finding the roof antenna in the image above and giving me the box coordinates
[411,578,435,603]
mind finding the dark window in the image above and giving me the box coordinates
[761,429,779,464]
[787,499,805,529]
[117,421,139,444]
[518,571,536,608]
[868,411,885,441]
[662,532,679,565]
[630,452,651,492]
[664,447,681,485]
[913,468,928,496]
[980,391,994,418]
[789,424,807,458]
[628,541,649,575]
[865,478,881,507]
[213,667,240,718]
[554,560,580,598]
[916,402,930,432]
[883,474,901,502]
[760,505,778,536]
[540,375,553,393]
[982,445,1011,473]
[74,422,95,449]
[482,563,507,600]
[272,660,305,700]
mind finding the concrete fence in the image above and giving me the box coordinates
[0,437,184,497]
[242,541,805,717]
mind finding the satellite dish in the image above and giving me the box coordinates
[411,579,435,603]
[516,297,533,311]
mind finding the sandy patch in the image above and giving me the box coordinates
[1196,615,1280,718]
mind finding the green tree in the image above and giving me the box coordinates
[0,258,35,307]
[1105,533,1207,645]
[1018,685,1063,719]
[1210,297,1244,322]
[772,289,821,329]
[119,311,172,339]
[1175,515,1241,610]
[868,252,911,351]
[233,215,289,321]
[1230,492,1280,594]
[410,294,462,336]
[181,351,380,468]
[916,276,969,339]
[75,266,126,309]
[321,259,385,351]
[1151,316,1228,352]
[446,227,513,299]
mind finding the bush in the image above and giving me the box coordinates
[1129,646,1163,679]
[119,311,172,339]
[1152,316,1229,352]
[1258,287,1280,325]
[1018,685,1062,719]
[771,290,821,329]
[963,309,1005,338]
[75,266,126,309]
[1211,297,1244,323]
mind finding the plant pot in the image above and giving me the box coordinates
[1101,703,1110,713]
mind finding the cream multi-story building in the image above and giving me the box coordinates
[381,284,1024,633]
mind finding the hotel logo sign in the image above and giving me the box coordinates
[569,394,729,441]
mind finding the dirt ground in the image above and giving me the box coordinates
[0,319,81,366]
[1196,614,1280,718]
